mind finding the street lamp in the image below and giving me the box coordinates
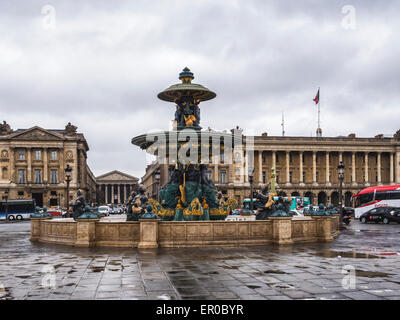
[248,167,255,212]
[338,161,345,230]
[154,168,161,202]
[5,189,9,221]
[65,164,72,216]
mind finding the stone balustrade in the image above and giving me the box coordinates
[30,216,339,248]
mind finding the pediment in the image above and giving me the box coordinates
[96,170,138,182]
[10,127,64,141]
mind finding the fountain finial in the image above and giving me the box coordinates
[179,67,194,84]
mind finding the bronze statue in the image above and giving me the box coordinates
[72,189,87,220]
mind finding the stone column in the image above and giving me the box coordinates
[364,152,370,186]
[244,151,248,183]
[105,184,108,204]
[390,153,394,184]
[27,147,32,183]
[124,184,127,204]
[269,217,293,245]
[72,147,78,186]
[43,147,48,184]
[377,152,382,185]
[299,152,304,186]
[396,151,400,183]
[272,151,276,169]
[138,219,160,248]
[312,151,317,186]
[351,152,357,186]
[111,184,114,204]
[214,163,218,182]
[9,147,15,183]
[117,184,121,204]
[285,151,290,186]
[326,152,331,186]
[258,151,262,183]
[339,152,343,162]
[75,219,99,247]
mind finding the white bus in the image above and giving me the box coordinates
[352,185,400,219]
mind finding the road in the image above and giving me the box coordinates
[0,219,399,300]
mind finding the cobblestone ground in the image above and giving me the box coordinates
[0,219,400,300]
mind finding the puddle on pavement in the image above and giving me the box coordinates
[355,270,393,278]
[90,266,105,273]
[247,285,261,289]
[314,250,384,259]
[264,270,286,274]
[15,275,31,279]
[219,265,240,270]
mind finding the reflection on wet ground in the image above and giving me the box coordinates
[0,220,400,300]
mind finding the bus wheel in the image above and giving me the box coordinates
[361,217,367,223]
[16,215,22,221]
[383,217,390,225]
[8,215,15,221]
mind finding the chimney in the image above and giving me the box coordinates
[348,133,356,138]
[261,132,268,137]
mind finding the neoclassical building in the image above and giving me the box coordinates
[96,170,139,205]
[142,129,400,206]
[0,121,96,207]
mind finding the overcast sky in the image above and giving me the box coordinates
[0,0,399,179]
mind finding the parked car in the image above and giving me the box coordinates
[360,207,400,224]
[98,206,110,216]
[343,207,355,216]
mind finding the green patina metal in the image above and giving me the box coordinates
[270,204,292,217]
[132,68,232,221]
[311,203,332,216]
[76,205,100,220]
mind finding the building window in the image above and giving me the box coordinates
[316,171,319,182]
[276,153,279,163]
[220,170,226,184]
[262,153,266,163]
[18,150,25,160]
[276,171,280,183]
[220,152,224,164]
[18,169,26,184]
[17,191,24,196]
[50,169,58,184]
[34,169,42,184]
[50,150,57,160]
[34,150,41,160]
[262,171,266,184]
[289,153,293,163]
[302,171,306,182]
[289,171,293,183]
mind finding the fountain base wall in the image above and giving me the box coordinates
[30,215,340,248]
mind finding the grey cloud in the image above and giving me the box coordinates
[0,0,399,178]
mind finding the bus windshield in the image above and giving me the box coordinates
[354,192,374,208]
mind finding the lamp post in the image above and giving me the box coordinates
[248,168,255,212]
[65,164,72,216]
[338,161,345,230]
[5,189,9,221]
[154,168,161,202]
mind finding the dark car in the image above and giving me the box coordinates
[360,207,400,224]
[343,207,355,216]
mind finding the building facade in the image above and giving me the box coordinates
[142,129,400,207]
[0,121,95,207]
[96,170,139,205]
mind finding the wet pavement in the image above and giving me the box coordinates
[1,220,400,300]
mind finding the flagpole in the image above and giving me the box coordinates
[316,87,321,137]
[318,87,320,130]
